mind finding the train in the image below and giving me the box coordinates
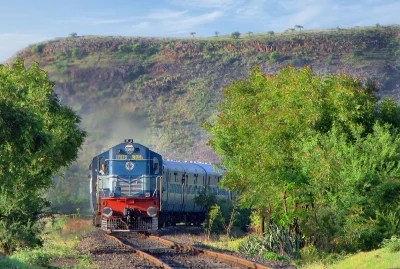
[89,139,231,232]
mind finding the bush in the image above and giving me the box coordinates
[381,236,400,253]
[231,32,240,39]
[299,244,320,264]
[269,51,280,62]
[71,47,80,59]
[0,257,40,269]
[32,44,45,54]
[239,234,269,257]
[11,248,53,267]
[239,235,287,261]
[263,251,288,262]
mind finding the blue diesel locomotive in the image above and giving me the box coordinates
[89,139,230,232]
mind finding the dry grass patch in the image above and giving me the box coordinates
[61,218,92,234]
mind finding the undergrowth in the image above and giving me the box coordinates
[1,216,97,269]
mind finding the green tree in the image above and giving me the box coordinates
[205,66,400,252]
[267,31,275,36]
[32,44,45,54]
[247,31,253,38]
[231,31,240,39]
[214,31,219,37]
[190,32,196,38]
[0,59,86,254]
[294,25,304,31]
[269,51,280,62]
[69,32,77,38]
[71,47,80,59]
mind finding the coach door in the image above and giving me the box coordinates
[181,172,188,212]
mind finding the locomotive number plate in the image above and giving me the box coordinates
[131,155,143,160]
[116,154,127,159]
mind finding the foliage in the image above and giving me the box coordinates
[205,204,221,241]
[300,247,400,269]
[0,59,86,254]
[205,65,400,254]
[31,44,45,54]
[239,234,288,261]
[194,186,217,213]
[11,248,53,267]
[71,47,81,59]
[231,31,240,39]
[0,256,42,269]
[269,51,280,61]
[299,244,321,264]
[6,216,96,268]
[381,236,400,253]
[294,25,304,31]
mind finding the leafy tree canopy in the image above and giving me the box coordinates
[231,31,241,39]
[0,59,86,254]
[205,66,400,252]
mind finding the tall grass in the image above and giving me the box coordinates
[1,216,97,268]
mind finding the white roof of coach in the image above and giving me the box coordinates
[163,160,223,176]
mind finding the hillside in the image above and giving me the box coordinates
[12,25,400,213]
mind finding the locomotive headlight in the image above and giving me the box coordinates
[103,207,113,218]
[147,206,157,217]
[125,144,134,154]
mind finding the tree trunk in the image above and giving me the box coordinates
[283,190,288,213]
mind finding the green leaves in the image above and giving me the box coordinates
[207,65,400,252]
[0,59,86,254]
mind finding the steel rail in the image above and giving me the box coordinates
[148,235,273,269]
[104,233,173,269]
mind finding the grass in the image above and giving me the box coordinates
[204,233,400,269]
[205,235,248,252]
[1,216,97,269]
[299,248,400,269]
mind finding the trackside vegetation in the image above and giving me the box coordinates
[0,60,86,254]
[0,216,96,268]
[205,66,400,259]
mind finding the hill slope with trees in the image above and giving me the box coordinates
[9,25,400,213]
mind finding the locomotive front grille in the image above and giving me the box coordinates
[101,217,154,232]
[117,176,143,196]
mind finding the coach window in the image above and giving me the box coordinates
[153,157,160,174]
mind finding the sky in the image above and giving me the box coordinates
[1,0,399,62]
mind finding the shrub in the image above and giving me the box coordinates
[239,235,288,261]
[299,244,320,265]
[239,234,268,256]
[11,248,53,267]
[71,47,80,59]
[269,51,280,62]
[32,44,45,54]
[231,32,240,39]
[381,236,400,253]
[263,251,288,262]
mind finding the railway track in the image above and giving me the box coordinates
[105,231,274,269]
